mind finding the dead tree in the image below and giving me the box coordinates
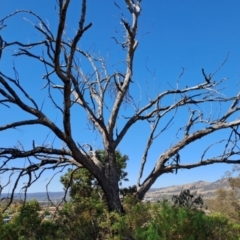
[1,0,240,213]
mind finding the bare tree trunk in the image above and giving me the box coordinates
[102,183,123,213]
[103,148,124,212]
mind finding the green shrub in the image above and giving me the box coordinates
[1,195,240,239]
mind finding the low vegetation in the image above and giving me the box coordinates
[2,178,240,239]
[1,158,240,239]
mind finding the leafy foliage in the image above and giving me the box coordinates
[13,200,42,239]
[60,150,129,200]
[1,164,240,239]
[1,162,240,239]
[1,191,240,239]
[172,188,204,209]
[55,200,104,239]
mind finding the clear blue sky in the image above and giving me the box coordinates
[1,0,240,193]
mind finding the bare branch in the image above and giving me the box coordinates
[1,0,240,213]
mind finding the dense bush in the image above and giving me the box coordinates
[97,199,240,240]
[1,196,240,239]
[1,189,240,239]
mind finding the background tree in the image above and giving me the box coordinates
[1,0,240,213]
[60,150,129,200]
[11,200,42,239]
[172,188,204,209]
[206,166,240,223]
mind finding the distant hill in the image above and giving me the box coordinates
[0,178,231,202]
[144,178,231,202]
